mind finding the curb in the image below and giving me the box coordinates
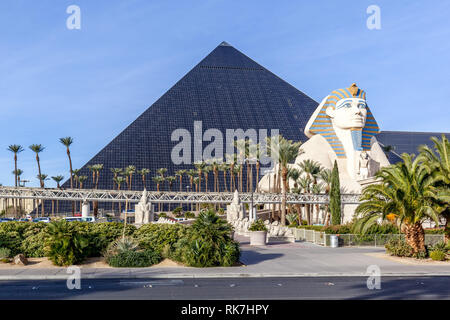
[1,272,450,280]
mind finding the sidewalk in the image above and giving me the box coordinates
[1,239,449,280]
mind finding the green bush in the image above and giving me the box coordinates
[107,250,162,267]
[0,247,11,259]
[21,223,48,257]
[248,219,268,232]
[0,222,31,255]
[134,223,188,254]
[385,238,414,257]
[88,222,136,257]
[158,212,167,218]
[297,225,324,232]
[430,250,446,261]
[171,210,240,267]
[184,211,195,219]
[44,220,89,266]
[172,207,183,217]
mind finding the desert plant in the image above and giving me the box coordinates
[248,219,268,232]
[0,247,11,259]
[385,237,414,258]
[430,250,446,261]
[44,220,89,266]
[107,249,161,268]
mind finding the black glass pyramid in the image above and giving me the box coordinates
[61,41,319,193]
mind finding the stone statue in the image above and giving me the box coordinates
[135,189,153,225]
[258,83,390,222]
[358,151,370,179]
[226,190,246,222]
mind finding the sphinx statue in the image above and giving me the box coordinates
[258,83,390,221]
[135,189,153,226]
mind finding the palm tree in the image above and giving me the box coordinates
[266,135,302,225]
[312,183,324,224]
[287,168,301,219]
[157,168,167,179]
[175,169,186,192]
[319,169,332,225]
[89,164,104,216]
[193,176,200,211]
[234,139,248,192]
[110,168,123,213]
[72,169,81,188]
[166,176,176,211]
[299,159,322,224]
[249,142,262,192]
[226,153,237,191]
[11,169,23,217]
[29,144,45,187]
[297,176,312,223]
[186,169,197,211]
[355,153,444,254]
[60,137,75,214]
[77,175,88,215]
[194,161,206,193]
[152,176,164,211]
[113,176,125,214]
[202,165,212,192]
[36,174,49,216]
[138,168,150,190]
[8,145,24,188]
[219,163,230,192]
[419,135,450,242]
[51,175,64,215]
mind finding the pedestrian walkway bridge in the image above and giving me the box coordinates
[0,186,361,204]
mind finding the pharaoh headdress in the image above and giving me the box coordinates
[304,83,380,158]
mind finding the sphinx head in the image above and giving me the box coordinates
[304,83,379,158]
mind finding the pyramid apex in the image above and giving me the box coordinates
[219,41,231,46]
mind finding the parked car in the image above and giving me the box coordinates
[63,216,96,223]
[0,218,14,222]
[32,217,51,223]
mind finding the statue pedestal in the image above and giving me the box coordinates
[357,177,381,187]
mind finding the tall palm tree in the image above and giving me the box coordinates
[77,175,88,215]
[234,139,248,192]
[312,183,324,224]
[287,168,301,219]
[355,153,445,254]
[175,169,186,192]
[152,176,164,211]
[11,169,23,217]
[29,144,45,187]
[138,168,150,190]
[202,165,212,192]
[60,137,75,214]
[219,162,230,192]
[266,135,302,226]
[7,145,24,188]
[298,159,322,225]
[51,175,64,215]
[186,169,197,211]
[72,169,81,188]
[319,169,332,225]
[226,153,237,191]
[113,176,125,214]
[194,161,206,193]
[36,174,49,216]
[157,168,167,179]
[89,164,104,216]
[166,176,176,211]
[110,168,123,213]
[419,135,450,242]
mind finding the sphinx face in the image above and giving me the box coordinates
[326,98,367,129]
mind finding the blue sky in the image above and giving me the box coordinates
[0,0,449,187]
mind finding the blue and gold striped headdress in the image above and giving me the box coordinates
[305,83,380,158]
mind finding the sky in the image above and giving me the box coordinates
[0,0,449,187]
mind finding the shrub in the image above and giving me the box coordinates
[184,211,195,219]
[0,247,11,259]
[0,222,30,255]
[172,207,183,217]
[134,223,188,254]
[158,212,167,218]
[89,222,136,257]
[44,220,89,266]
[297,225,325,232]
[323,224,353,234]
[107,250,161,267]
[171,210,240,267]
[104,236,139,259]
[21,223,48,257]
[248,219,268,232]
[385,237,414,257]
[430,250,446,261]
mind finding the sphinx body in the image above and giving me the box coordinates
[258,83,390,222]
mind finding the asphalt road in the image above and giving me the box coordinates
[0,277,449,300]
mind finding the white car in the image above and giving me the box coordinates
[63,216,96,222]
